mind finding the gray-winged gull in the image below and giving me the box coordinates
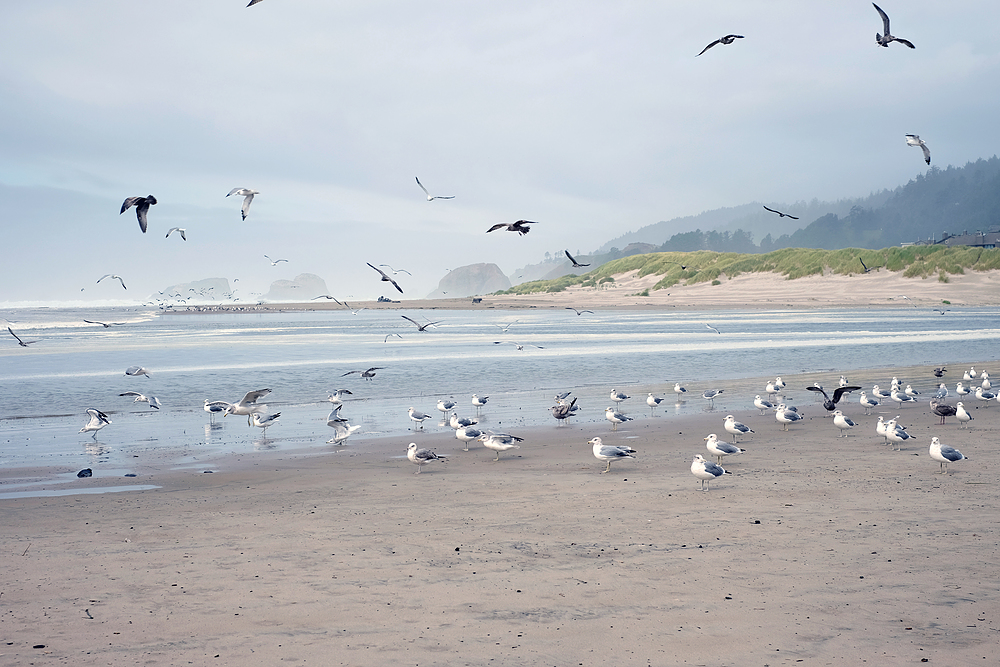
[691,454,731,491]
[79,408,112,439]
[407,443,446,474]
[589,436,636,473]
[929,437,967,473]
[704,433,745,463]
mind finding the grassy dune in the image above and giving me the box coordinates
[498,246,1000,295]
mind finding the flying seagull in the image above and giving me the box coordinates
[8,327,36,347]
[486,220,537,236]
[342,367,385,381]
[494,341,544,351]
[414,177,454,201]
[696,34,744,57]
[83,319,125,328]
[566,307,594,316]
[564,250,590,268]
[312,295,343,304]
[247,0,264,5]
[119,391,161,409]
[227,188,259,220]
[401,315,441,331]
[762,205,799,219]
[859,258,874,273]
[120,195,157,233]
[264,255,287,266]
[873,3,915,49]
[806,384,862,411]
[97,274,127,290]
[368,262,404,293]
[378,264,412,276]
[79,408,112,439]
[125,365,151,378]
[705,324,721,334]
[905,135,931,165]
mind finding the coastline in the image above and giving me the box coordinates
[3,364,998,664]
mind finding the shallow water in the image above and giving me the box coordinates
[1,305,997,474]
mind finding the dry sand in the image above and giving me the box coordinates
[4,367,999,665]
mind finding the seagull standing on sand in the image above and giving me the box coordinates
[691,454,731,491]
[696,34,743,57]
[702,389,724,407]
[704,434,744,464]
[227,188,259,220]
[120,195,157,233]
[753,395,774,415]
[436,398,457,420]
[8,327,37,347]
[674,383,688,398]
[408,407,432,429]
[479,433,523,461]
[326,410,362,444]
[975,386,996,406]
[414,177,454,201]
[859,391,880,415]
[472,394,489,414]
[407,443,446,474]
[723,415,753,443]
[929,437,967,473]
[873,3,915,48]
[455,426,483,451]
[647,393,666,414]
[610,389,630,405]
[551,397,578,423]
[564,250,590,268]
[832,410,857,437]
[605,407,633,431]
[449,413,478,429]
[905,135,931,165]
[775,404,802,431]
[589,437,636,473]
[956,402,973,428]
[79,408,112,438]
[885,417,911,450]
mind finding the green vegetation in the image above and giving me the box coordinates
[493,246,1000,296]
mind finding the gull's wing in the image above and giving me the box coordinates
[119,391,143,398]
[415,176,430,197]
[896,38,915,49]
[367,262,389,279]
[248,0,265,7]
[873,3,891,35]
[486,223,509,233]
[8,327,23,344]
[241,193,254,220]
[239,388,272,405]
[697,39,722,56]
[341,370,361,377]
[920,143,931,164]
[120,197,140,214]
[806,385,829,399]
[135,201,149,233]
[831,386,863,403]
[401,315,421,328]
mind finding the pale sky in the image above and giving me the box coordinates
[2,1,998,304]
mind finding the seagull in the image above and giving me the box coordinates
[125,365,151,378]
[449,413,478,429]
[120,195,157,233]
[884,417,911,451]
[407,442,446,474]
[227,188,259,220]
[204,400,230,423]
[223,388,271,416]
[326,411,362,444]
[165,227,187,241]
[589,437,636,473]
[775,404,802,431]
[402,315,441,331]
[436,398,457,419]
[872,384,892,400]
[956,382,970,398]
[691,454,731,490]
[696,34,744,57]
[342,367,385,381]
[929,437,967,473]
[753,395,774,415]
[930,399,956,426]
[839,375,850,388]
[247,0,264,6]
[79,408,112,439]
[933,367,947,378]
[832,410,856,437]
[955,402,973,429]
[702,389,724,406]
[905,384,920,398]
[933,383,949,400]
[859,391,880,415]
[8,327,36,347]
[264,255,288,266]
[762,205,798,219]
[806,384,862,411]
[564,250,590,268]
[414,177,454,201]
[975,386,996,405]
[119,392,161,409]
[368,263,403,293]
[674,382,688,397]
[472,394,489,414]
[704,434,745,464]
[378,264,412,276]
[98,274,127,290]
[905,135,931,165]
[874,4,915,49]
[407,407,432,429]
[455,426,483,451]
[494,341,544,350]
[610,389,630,405]
[494,320,519,333]
[646,393,666,414]
[566,307,594,316]
[859,258,874,273]
[83,319,125,328]
[605,407,633,431]
[312,295,344,304]
[890,389,917,407]
[486,220,537,236]
[326,389,353,406]
[479,433,523,461]
[723,415,753,443]
[551,397,578,423]
[705,324,721,334]
[249,411,280,435]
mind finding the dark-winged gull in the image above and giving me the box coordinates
[564,250,590,268]
[408,407,432,429]
[79,408,112,439]
[247,0,264,6]
[98,274,127,290]
[223,388,271,416]
[407,442,446,473]
[415,177,454,201]
[479,433,523,461]
[368,262,404,293]
[905,384,920,398]
[551,397,578,423]
[8,327,37,347]
[873,4,915,48]
[673,382,688,398]
[702,389,724,406]
[905,135,931,165]
[249,411,280,435]
[227,188,258,220]
[264,255,287,266]
[704,434,744,464]
[933,367,947,378]
[402,315,441,332]
[605,407,633,431]
[929,398,957,425]
[956,402,973,428]
[723,415,753,442]
[832,410,856,437]
[956,382,970,398]
[342,367,385,381]
[872,384,892,400]
[83,319,125,328]
[486,220,537,236]
[890,389,917,407]
[929,437,967,473]
[119,391,161,409]
[859,258,875,273]
[589,437,636,473]
[566,307,594,316]
[120,195,157,233]
[125,365,151,378]
[204,400,230,423]
[762,205,798,219]
[610,389,630,405]
[472,394,489,414]
[806,384,862,411]
[691,454,730,490]
[696,34,744,57]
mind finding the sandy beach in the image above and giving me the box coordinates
[4,364,998,665]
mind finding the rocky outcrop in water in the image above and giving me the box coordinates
[426,263,511,298]
[263,273,330,301]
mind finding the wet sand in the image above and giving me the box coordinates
[3,367,998,665]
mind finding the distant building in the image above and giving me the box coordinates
[904,230,1000,249]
